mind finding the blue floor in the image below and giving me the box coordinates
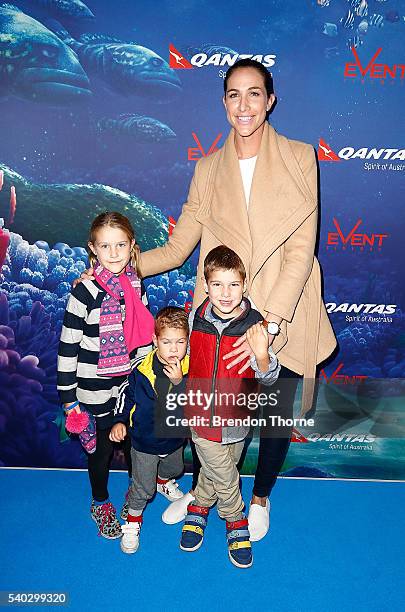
[1,469,404,612]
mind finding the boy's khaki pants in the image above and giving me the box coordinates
[191,430,245,522]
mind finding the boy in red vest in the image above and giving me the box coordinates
[180,246,280,568]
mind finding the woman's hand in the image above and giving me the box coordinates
[72,267,94,288]
[222,335,253,374]
[223,326,275,374]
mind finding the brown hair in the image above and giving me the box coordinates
[154,306,189,338]
[87,211,141,275]
[224,58,274,97]
[203,246,246,282]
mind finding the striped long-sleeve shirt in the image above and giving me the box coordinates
[57,279,151,429]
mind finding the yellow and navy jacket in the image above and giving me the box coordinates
[114,349,189,455]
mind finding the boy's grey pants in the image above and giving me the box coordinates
[127,446,184,514]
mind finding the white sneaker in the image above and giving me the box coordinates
[157,478,184,501]
[120,522,141,554]
[248,499,270,542]
[162,491,195,525]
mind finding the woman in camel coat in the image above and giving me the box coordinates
[139,59,336,541]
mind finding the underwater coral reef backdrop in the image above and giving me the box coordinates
[0,0,404,478]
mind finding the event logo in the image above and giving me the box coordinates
[169,43,276,69]
[188,132,223,160]
[320,363,367,384]
[326,218,389,251]
[344,47,405,81]
[318,139,405,164]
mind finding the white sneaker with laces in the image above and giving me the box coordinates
[161,491,195,525]
[120,522,141,554]
[157,478,184,501]
[248,499,270,542]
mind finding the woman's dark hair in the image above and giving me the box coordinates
[223,58,274,98]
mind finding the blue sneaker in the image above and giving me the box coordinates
[226,516,253,568]
[180,504,209,552]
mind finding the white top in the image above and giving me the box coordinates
[239,156,258,309]
[239,155,257,209]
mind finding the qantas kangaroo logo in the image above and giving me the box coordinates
[169,44,193,69]
[318,138,340,162]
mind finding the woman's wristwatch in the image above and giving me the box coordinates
[262,320,280,336]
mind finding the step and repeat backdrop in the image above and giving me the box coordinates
[0,0,404,479]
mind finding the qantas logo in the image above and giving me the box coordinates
[318,139,405,163]
[344,47,405,81]
[326,218,388,250]
[308,433,376,443]
[320,363,367,384]
[318,139,340,162]
[291,428,309,444]
[168,216,177,236]
[169,43,276,69]
[169,44,193,69]
[188,132,223,160]
[325,303,396,315]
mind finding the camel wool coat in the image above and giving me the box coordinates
[140,122,336,413]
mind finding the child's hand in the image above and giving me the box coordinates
[72,267,94,288]
[64,402,81,415]
[109,423,127,442]
[163,358,183,385]
[246,323,269,362]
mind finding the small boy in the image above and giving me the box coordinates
[110,306,189,554]
[180,246,280,569]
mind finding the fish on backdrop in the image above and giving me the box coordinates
[182,43,238,57]
[0,3,91,103]
[97,114,176,143]
[354,0,368,18]
[323,22,338,36]
[15,0,94,24]
[347,34,363,50]
[341,9,355,28]
[368,13,384,27]
[357,19,369,33]
[54,28,182,97]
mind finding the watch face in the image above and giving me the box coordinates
[267,322,279,335]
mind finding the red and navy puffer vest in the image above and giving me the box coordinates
[186,298,263,441]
